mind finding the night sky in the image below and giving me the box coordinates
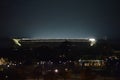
[0,0,120,39]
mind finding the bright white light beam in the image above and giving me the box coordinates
[13,39,21,46]
[89,38,96,46]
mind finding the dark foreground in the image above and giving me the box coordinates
[1,65,120,80]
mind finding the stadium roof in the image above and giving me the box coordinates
[12,38,96,46]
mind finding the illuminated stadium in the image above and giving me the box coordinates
[11,38,99,60]
[12,38,96,47]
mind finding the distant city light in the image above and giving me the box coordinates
[0,58,7,65]
[65,68,68,71]
[54,69,58,73]
[78,59,81,62]
[37,62,39,65]
[7,65,10,68]
[19,62,22,65]
[5,75,8,78]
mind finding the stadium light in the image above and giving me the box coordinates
[13,39,21,46]
[89,38,96,42]
[89,38,96,46]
